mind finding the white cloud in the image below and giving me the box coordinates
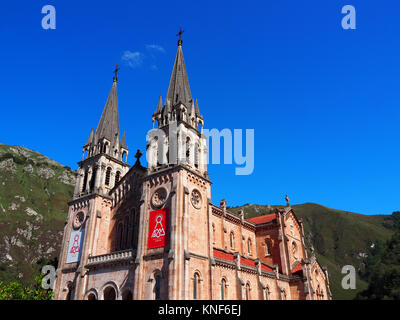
[146,44,165,53]
[121,51,143,68]
[121,44,164,70]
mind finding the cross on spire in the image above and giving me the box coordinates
[134,149,143,165]
[113,64,120,82]
[176,26,184,45]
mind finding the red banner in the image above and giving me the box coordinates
[148,208,169,249]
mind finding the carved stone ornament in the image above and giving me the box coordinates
[151,188,168,208]
[190,189,202,209]
[73,211,85,229]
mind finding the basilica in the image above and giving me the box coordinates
[54,36,331,300]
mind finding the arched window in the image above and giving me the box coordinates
[105,167,112,186]
[130,209,136,247]
[66,282,73,300]
[245,283,250,300]
[265,286,270,300]
[123,216,129,249]
[116,222,123,251]
[230,232,234,249]
[103,286,116,300]
[247,238,252,255]
[264,238,272,256]
[194,143,200,169]
[193,273,199,299]
[221,279,227,300]
[103,286,117,300]
[154,274,161,300]
[155,148,160,166]
[212,223,216,245]
[186,137,191,162]
[289,221,295,236]
[90,167,97,192]
[115,171,121,185]
[292,241,298,259]
[103,142,109,154]
[82,170,88,193]
[87,293,97,300]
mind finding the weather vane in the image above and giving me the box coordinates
[113,64,120,82]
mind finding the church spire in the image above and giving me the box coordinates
[85,128,94,146]
[153,30,204,131]
[153,95,163,116]
[82,66,128,162]
[194,98,202,119]
[165,30,192,109]
[120,130,127,149]
[147,31,207,174]
[94,78,120,147]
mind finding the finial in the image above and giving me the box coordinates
[113,64,120,82]
[176,26,184,46]
[220,199,227,211]
[285,194,290,207]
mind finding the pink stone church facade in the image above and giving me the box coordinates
[54,37,331,300]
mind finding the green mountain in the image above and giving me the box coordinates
[356,212,400,300]
[0,144,396,300]
[0,144,75,284]
[229,203,395,300]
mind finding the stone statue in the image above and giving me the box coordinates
[285,194,290,207]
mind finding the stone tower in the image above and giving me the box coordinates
[54,73,130,300]
[77,72,130,197]
[149,37,207,175]
[133,37,213,299]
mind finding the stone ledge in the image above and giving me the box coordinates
[86,249,134,267]
[214,257,236,269]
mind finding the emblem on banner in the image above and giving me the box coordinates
[151,214,166,239]
[70,234,80,254]
[148,209,168,249]
[66,229,85,263]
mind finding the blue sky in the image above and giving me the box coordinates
[0,0,399,215]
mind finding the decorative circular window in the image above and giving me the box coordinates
[191,189,202,209]
[73,212,85,229]
[151,188,168,208]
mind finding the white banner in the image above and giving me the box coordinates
[66,229,85,263]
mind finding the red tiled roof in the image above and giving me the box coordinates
[292,261,303,275]
[261,264,273,272]
[213,248,234,262]
[246,213,276,225]
[240,257,256,268]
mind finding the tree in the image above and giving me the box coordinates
[0,273,53,300]
[356,212,400,300]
